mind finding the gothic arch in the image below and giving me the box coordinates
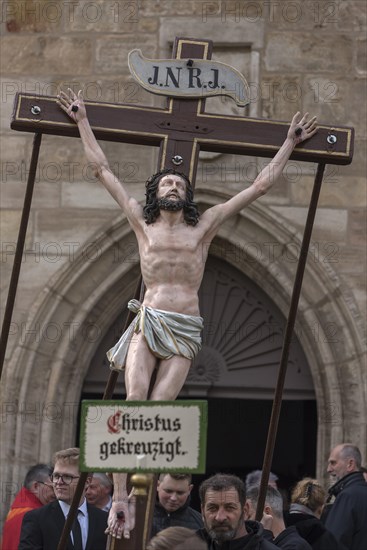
[2,192,365,488]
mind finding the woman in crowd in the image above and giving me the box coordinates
[286,478,340,549]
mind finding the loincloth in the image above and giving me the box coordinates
[107,299,203,372]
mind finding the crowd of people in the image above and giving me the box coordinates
[1,443,366,549]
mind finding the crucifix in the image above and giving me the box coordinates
[4,36,354,550]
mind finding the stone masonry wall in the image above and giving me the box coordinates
[0,0,366,526]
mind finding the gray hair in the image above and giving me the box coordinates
[339,444,362,469]
[247,485,283,519]
[245,470,278,490]
[24,464,53,489]
[91,473,113,488]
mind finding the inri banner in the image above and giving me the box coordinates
[80,400,208,473]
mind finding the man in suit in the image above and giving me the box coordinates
[18,447,108,550]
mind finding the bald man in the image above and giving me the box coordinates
[324,443,367,550]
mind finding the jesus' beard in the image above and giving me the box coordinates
[157,197,186,211]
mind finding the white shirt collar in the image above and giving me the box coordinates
[102,495,112,512]
[58,497,88,518]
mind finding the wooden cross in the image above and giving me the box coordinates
[4,36,355,550]
[11,38,353,182]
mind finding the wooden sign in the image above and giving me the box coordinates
[128,49,250,106]
[79,401,207,473]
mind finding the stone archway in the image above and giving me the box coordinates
[1,193,365,496]
[86,254,314,401]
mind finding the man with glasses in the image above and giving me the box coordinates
[18,448,108,550]
[1,464,54,550]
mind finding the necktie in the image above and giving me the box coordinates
[72,511,83,550]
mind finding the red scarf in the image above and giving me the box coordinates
[1,487,43,550]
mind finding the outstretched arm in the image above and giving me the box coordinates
[57,89,142,225]
[202,112,317,233]
[250,111,317,195]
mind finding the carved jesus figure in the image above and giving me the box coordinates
[58,89,317,539]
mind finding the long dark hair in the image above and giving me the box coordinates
[143,169,200,226]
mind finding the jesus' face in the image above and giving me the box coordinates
[157,174,187,211]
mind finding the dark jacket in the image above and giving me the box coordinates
[18,499,108,550]
[286,511,341,550]
[151,499,203,537]
[272,526,312,549]
[324,471,367,550]
[196,520,278,549]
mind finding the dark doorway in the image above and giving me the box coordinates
[189,396,317,510]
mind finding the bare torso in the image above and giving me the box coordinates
[137,217,211,315]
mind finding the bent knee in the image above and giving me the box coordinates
[149,388,179,401]
[126,390,148,401]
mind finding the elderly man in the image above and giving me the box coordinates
[18,448,108,550]
[57,89,317,539]
[1,464,54,550]
[85,473,113,512]
[324,443,367,550]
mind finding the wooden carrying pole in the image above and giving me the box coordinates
[55,274,145,550]
[255,163,326,520]
[0,133,42,377]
